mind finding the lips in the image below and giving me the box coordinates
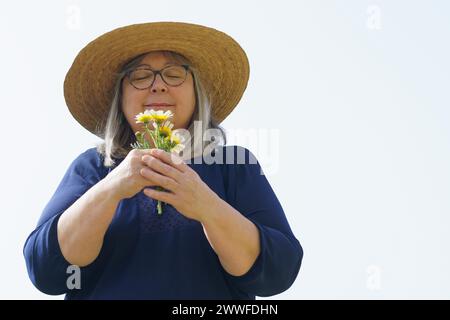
[145,103,174,107]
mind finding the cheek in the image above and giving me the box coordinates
[182,79,196,112]
[121,85,140,129]
[122,83,141,112]
[176,87,196,122]
[122,84,134,110]
[189,87,196,109]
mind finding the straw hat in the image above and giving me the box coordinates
[63,21,250,138]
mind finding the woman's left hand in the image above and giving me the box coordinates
[140,148,219,222]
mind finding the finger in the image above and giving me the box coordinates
[139,166,159,186]
[149,149,189,173]
[140,167,179,192]
[141,180,158,187]
[141,155,183,182]
[135,148,160,157]
[143,187,175,204]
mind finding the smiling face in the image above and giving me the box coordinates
[121,51,196,140]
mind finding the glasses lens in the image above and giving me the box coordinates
[162,65,187,86]
[129,69,154,89]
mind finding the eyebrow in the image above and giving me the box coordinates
[137,62,178,69]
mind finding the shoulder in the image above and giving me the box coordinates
[213,145,264,179]
[68,147,110,182]
[215,145,259,166]
[73,147,104,168]
[215,146,267,206]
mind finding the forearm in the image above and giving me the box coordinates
[57,178,121,267]
[200,196,261,277]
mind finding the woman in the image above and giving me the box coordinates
[23,21,303,299]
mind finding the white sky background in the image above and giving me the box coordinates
[1,0,449,299]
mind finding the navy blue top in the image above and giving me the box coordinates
[23,145,303,299]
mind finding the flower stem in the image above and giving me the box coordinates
[145,124,158,149]
[155,124,161,147]
[157,200,163,215]
[155,185,164,215]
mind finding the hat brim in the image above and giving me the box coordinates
[63,21,250,138]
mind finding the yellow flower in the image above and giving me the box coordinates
[135,111,153,124]
[153,120,173,137]
[147,109,174,125]
[167,130,186,154]
[135,109,174,125]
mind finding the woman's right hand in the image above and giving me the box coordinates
[102,148,161,201]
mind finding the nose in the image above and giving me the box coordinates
[150,73,168,93]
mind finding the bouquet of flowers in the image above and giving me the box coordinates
[131,109,185,215]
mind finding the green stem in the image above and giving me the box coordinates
[145,124,158,149]
[156,198,163,215]
[145,122,165,215]
[155,123,161,147]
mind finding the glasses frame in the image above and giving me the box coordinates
[126,64,190,90]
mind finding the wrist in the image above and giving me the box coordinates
[198,191,223,225]
[97,177,123,203]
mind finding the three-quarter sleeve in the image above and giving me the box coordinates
[23,148,107,295]
[222,146,303,297]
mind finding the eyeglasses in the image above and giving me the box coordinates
[126,64,190,90]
